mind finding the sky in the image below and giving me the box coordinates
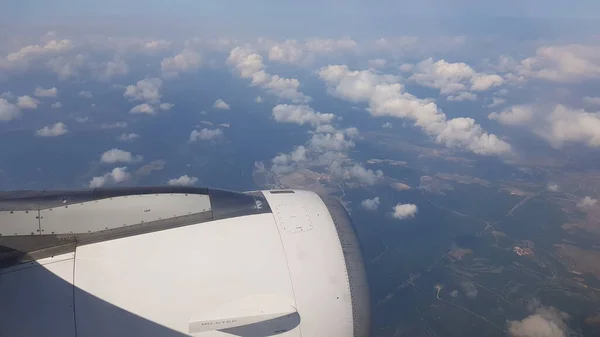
[1,1,600,190]
[3,0,600,39]
[5,0,600,19]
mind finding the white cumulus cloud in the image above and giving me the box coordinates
[583,96,600,106]
[130,103,156,114]
[542,105,600,147]
[268,40,307,65]
[161,49,202,77]
[159,102,174,111]
[488,105,535,126]
[47,54,86,80]
[346,164,383,185]
[410,58,503,95]
[305,37,357,54]
[94,55,129,80]
[227,47,265,79]
[272,104,334,127]
[261,114,374,186]
[0,98,20,121]
[117,133,140,141]
[344,127,359,138]
[361,197,380,211]
[262,37,357,67]
[17,95,39,109]
[35,122,67,137]
[392,203,418,220]
[547,183,559,192]
[124,78,162,103]
[279,146,308,163]
[308,132,355,152]
[577,196,597,208]
[100,148,143,164]
[34,87,58,98]
[513,44,600,82]
[78,90,92,98]
[507,304,570,337]
[227,47,311,103]
[213,99,230,110]
[0,92,15,100]
[368,58,387,68]
[486,97,507,108]
[143,40,171,52]
[264,75,309,102]
[447,92,477,101]
[271,145,308,174]
[319,65,511,156]
[168,175,199,186]
[1,39,73,70]
[89,167,131,188]
[314,124,337,134]
[190,128,223,141]
[489,104,600,148]
[470,74,504,91]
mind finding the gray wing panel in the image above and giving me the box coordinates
[0,186,210,211]
[0,187,274,270]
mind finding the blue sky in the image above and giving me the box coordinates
[2,0,598,41]
[1,0,600,191]
[3,0,600,38]
[5,0,600,19]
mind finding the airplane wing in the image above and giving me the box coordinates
[0,187,370,337]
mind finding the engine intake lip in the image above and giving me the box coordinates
[321,197,371,337]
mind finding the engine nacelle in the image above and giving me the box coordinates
[0,187,370,337]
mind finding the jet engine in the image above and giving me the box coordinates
[0,187,370,337]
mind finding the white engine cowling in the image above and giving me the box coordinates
[0,187,370,337]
